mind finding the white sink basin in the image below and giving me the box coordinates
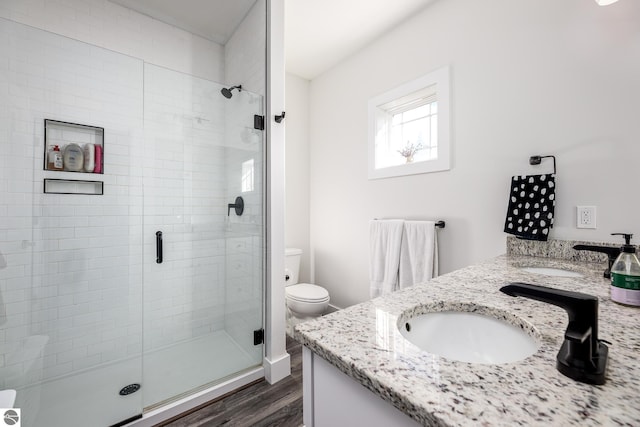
[399,310,539,364]
[520,267,582,278]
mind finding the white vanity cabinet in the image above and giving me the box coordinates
[302,347,420,427]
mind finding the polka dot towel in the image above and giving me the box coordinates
[504,174,556,241]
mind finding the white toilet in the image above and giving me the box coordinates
[285,248,330,320]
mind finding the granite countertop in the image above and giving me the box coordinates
[293,251,640,426]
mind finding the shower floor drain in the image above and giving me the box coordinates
[119,384,141,396]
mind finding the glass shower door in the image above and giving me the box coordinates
[142,64,264,409]
[0,18,144,427]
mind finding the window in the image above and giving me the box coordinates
[368,66,450,179]
[241,158,254,192]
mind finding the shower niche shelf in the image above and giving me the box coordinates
[44,119,104,174]
[44,178,104,195]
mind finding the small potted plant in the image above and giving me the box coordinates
[397,141,424,163]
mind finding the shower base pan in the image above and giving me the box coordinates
[15,331,260,427]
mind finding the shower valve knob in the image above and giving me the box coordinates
[228,196,244,216]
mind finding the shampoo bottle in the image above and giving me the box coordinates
[83,143,95,172]
[610,233,640,307]
[94,145,103,174]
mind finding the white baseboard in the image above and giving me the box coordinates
[264,352,291,384]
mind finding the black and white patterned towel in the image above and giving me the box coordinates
[504,174,555,241]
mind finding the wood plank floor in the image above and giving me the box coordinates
[160,337,302,427]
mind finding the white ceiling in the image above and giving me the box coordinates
[109,0,436,80]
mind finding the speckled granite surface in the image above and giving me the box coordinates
[506,235,630,264]
[293,251,640,426]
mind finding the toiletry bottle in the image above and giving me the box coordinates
[610,233,640,307]
[64,143,84,172]
[46,145,53,169]
[83,143,95,172]
[48,145,63,171]
[94,145,103,174]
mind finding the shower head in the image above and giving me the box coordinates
[221,85,242,99]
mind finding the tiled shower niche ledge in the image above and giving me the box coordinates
[44,119,104,174]
[44,178,104,195]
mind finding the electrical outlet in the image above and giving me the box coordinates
[577,206,597,229]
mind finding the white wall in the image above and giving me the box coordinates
[0,0,224,82]
[285,73,311,283]
[225,1,266,95]
[264,0,289,384]
[308,0,640,308]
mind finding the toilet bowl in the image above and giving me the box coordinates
[285,248,330,320]
[285,283,330,318]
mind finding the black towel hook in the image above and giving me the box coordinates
[529,155,556,175]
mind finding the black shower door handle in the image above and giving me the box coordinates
[156,231,163,264]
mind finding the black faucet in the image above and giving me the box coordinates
[500,282,608,385]
[573,244,620,278]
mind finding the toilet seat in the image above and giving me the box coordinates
[286,283,329,303]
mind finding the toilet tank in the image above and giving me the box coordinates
[285,248,302,286]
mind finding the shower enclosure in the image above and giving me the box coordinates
[0,2,267,425]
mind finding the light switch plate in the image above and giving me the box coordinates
[577,206,597,229]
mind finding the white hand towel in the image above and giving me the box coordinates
[399,220,438,289]
[369,220,404,298]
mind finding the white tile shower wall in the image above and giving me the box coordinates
[0,0,268,387]
[223,0,266,361]
[0,0,225,83]
[0,18,144,388]
[143,64,228,352]
[224,232,263,360]
[224,1,266,95]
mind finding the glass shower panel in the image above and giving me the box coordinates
[223,89,265,367]
[0,18,144,427]
[143,64,264,409]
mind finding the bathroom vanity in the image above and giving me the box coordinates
[293,239,640,426]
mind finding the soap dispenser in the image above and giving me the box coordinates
[610,233,640,307]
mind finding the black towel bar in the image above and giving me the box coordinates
[372,219,445,229]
